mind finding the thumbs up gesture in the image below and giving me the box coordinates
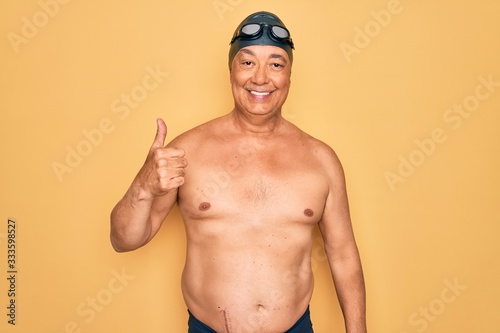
[136,118,187,200]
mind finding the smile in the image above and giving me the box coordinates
[250,90,272,96]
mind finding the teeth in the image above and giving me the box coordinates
[250,91,270,96]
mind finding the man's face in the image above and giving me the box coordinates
[230,45,291,118]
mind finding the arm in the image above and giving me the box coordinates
[110,119,187,252]
[318,150,366,333]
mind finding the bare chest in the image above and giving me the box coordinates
[178,144,329,223]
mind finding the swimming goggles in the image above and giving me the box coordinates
[230,23,295,49]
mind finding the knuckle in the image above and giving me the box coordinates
[155,159,166,169]
[153,148,167,159]
[151,147,160,157]
[157,169,168,181]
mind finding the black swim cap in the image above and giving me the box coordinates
[228,11,294,70]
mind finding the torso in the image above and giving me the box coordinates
[172,113,331,332]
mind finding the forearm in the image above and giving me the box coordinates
[110,183,155,252]
[110,118,186,252]
[331,253,367,333]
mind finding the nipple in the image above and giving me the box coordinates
[304,209,314,217]
[198,202,211,211]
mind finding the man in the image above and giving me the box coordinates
[110,11,366,333]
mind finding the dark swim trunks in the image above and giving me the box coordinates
[187,306,314,332]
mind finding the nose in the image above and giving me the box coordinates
[251,64,269,85]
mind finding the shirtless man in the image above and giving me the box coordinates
[110,11,366,333]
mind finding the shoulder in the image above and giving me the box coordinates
[166,115,226,149]
[292,124,342,166]
[293,126,345,183]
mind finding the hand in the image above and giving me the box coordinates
[136,118,187,200]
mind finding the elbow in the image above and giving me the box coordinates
[110,233,135,253]
[109,212,151,253]
[110,233,147,253]
[110,236,128,253]
[109,215,139,253]
[111,244,128,253]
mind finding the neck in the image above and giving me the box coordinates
[229,107,285,135]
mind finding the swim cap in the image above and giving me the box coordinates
[228,11,295,70]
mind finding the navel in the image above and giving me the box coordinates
[304,208,314,217]
[199,202,211,211]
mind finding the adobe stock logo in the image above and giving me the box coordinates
[339,0,404,63]
[7,0,73,54]
[55,267,135,333]
[213,0,245,21]
[52,65,169,182]
[385,74,499,192]
[400,278,467,333]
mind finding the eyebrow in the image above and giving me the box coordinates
[239,49,288,62]
[239,49,255,56]
[270,53,287,62]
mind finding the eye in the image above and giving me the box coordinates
[241,60,254,67]
[272,63,284,69]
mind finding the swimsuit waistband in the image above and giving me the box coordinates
[187,306,313,333]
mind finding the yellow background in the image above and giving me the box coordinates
[1,0,499,332]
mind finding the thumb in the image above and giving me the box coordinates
[151,118,167,149]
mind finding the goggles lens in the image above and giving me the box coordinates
[271,26,289,39]
[241,23,261,36]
